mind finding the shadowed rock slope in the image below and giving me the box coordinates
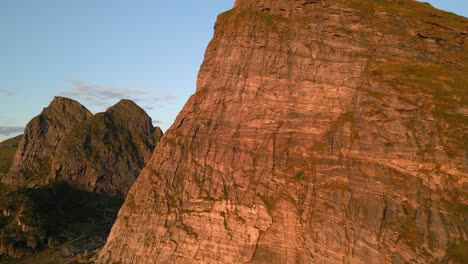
[2,97,93,186]
[0,183,123,262]
[51,99,163,198]
[99,0,467,263]
[0,135,22,179]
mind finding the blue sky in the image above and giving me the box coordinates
[0,0,467,142]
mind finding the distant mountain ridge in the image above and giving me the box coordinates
[0,97,162,262]
[3,97,93,186]
[2,96,161,198]
[51,99,162,198]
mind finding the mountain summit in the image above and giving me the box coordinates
[51,99,162,198]
[100,0,467,263]
[0,97,163,260]
[3,96,93,186]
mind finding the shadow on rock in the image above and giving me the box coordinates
[0,182,123,262]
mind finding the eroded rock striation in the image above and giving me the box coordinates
[3,97,92,186]
[51,99,162,198]
[100,0,467,263]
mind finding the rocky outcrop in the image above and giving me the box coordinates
[51,99,162,198]
[3,97,92,186]
[99,0,467,263]
[2,97,161,197]
[0,98,162,261]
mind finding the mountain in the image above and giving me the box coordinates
[99,0,467,263]
[0,98,162,262]
[51,99,162,198]
[2,97,93,186]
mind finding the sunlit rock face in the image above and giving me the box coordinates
[99,0,467,263]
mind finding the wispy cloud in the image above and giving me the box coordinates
[61,78,177,107]
[0,89,15,96]
[0,126,23,136]
[152,93,177,102]
[61,78,147,106]
[152,120,164,125]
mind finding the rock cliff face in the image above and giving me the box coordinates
[3,97,93,186]
[100,0,467,263]
[51,99,162,198]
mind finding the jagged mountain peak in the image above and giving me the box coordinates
[51,99,160,198]
[43,96,93,119]
[107,99,142,112]
[0,96,163,260]
[105,99,154,131]
[3,97,92,186]
[2,96,161,197]
[49,95,85,106]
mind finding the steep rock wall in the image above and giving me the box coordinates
[100,0,467,263]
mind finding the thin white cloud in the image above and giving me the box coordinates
[152,120,164,125]
[0,126,23,136]
[152,94,177,101]
[0,89,15,96]
[61,77,177,107]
